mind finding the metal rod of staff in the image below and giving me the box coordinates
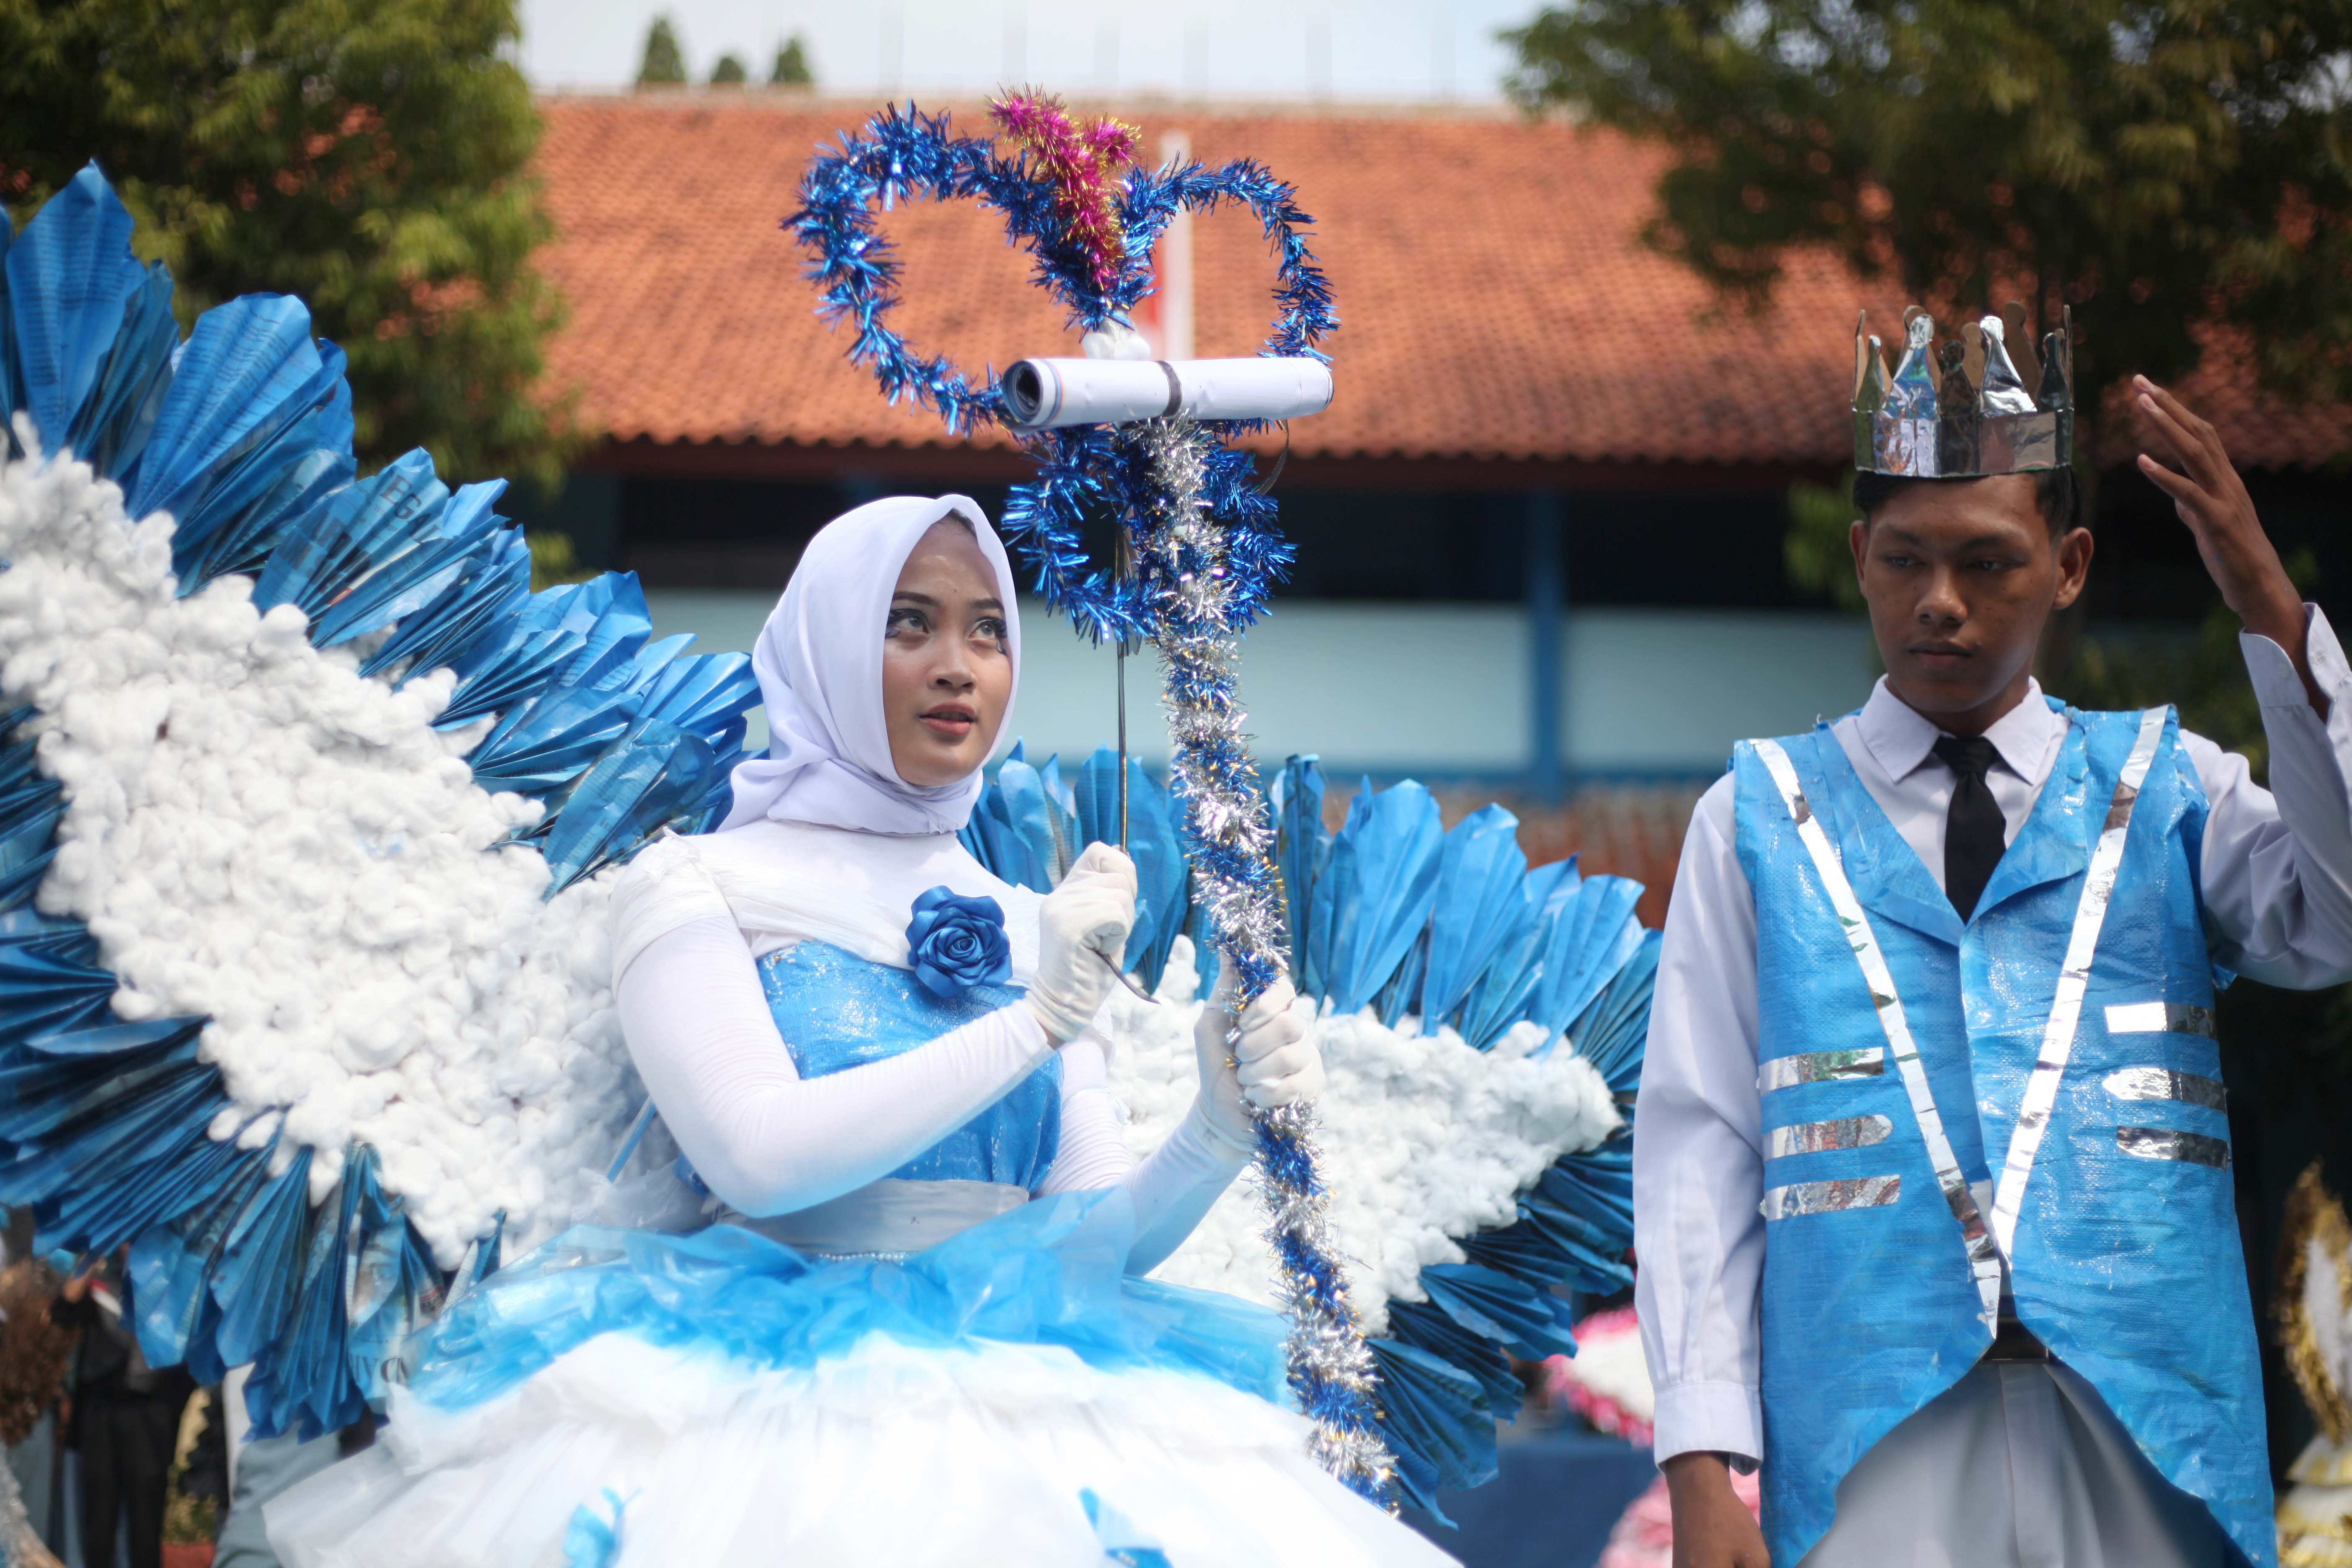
[1093,520,1155,1007]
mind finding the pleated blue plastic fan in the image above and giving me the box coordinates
[1452,856,1580,1051]
[960,746,1072,892]
[1418,804,1530,1029]
[1567,929,1661,1096]
[359,529,534,682]
[539,720,727,896]
[438,575,655,730]
[1418,1261,1580,1360]
[308,480,510,647]
[1073,748,1189,989]
[1527,874,1647,1051]
[1374,928,1429,1027]
[65,261,175,480]
[1316,780,1444,1017]
[5,165,150,458]
[131,295,349,537]
[1270,756,1330,989]
[1385,1297,1520,1413]
[1364,1338,1489,1520]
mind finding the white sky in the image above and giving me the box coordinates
[516,0,1542,101]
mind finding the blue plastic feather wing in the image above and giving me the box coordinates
[1264,773,1653,1514]
[0,170,764,1442]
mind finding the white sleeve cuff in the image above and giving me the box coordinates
[1650,1380,1763,1469]
[2242,603,2349,710]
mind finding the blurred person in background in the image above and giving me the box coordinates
[3,1208,72,1563]
[49,1251,194,1568]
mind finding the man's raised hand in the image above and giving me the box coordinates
[2133,376,2326,713]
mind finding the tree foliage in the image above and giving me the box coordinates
[1506,0,2352,403]
[0,0,568,487]
[637,15,686,87]
[771,34,814,86]
[709,52,746,87]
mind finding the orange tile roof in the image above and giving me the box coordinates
[533,94,2349,472]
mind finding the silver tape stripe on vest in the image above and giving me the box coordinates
[1761,1175,1902,1220]
[2103,1066,2227,1112]
[1752,738,2004,1325]
[1769,1114,1895,1158]
[2103,1001,2216,1038]
[1759,1047,1885,1092]
[1988,707,2169,1264]
[2115,1127,2231,1169]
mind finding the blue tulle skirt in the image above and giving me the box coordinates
[266,1189,1455,1568]
[408,1187,1290,1413]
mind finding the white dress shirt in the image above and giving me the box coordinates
[1635,606,2352,1469]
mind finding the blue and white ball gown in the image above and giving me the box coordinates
[263,830,1455,1567]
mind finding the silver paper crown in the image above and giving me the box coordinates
[1854,303,2073,477]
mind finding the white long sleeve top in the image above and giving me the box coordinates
[610,820,1246,1266]
[1635,606,2352,1467]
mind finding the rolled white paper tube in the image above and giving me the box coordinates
[999,356,1333,429]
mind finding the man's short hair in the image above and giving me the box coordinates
[1851,467,2079,538]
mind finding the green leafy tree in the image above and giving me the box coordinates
[771,34,814,85]
[1506,1,2352,408]
[525,529,594,591]
[637,15,686,86]
[0,0,569,488]
[709,52,747,87]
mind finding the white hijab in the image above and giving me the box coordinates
[717,494,1021,836]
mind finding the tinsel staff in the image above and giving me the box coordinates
[786,101,1393,1503]
[1132,418,1393,1496]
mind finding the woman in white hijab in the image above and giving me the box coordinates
[266,497,1455,1568]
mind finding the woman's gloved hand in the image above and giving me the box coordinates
[1192,957,1324,1155]
[1025,842,1138,1042]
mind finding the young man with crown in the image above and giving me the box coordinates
[1634,307,2352,1568]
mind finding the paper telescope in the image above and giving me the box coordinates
[999,356,1334,430]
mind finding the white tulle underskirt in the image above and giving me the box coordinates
[263,1329,1457,1568]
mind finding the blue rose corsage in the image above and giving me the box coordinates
[904,886,1014,1000]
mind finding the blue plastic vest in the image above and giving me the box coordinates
[1730,703,2270,1568]
[757,939,1063,1190]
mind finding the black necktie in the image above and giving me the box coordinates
[1931,734,2005,922]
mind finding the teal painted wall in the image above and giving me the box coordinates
[646,591,1884,782]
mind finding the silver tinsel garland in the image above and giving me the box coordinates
[1133,418,1397,1501]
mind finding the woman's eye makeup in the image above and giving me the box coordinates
[885,606,928,637]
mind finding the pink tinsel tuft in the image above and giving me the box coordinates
[989,91,1141,295]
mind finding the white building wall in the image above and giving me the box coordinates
[646,591,1882,783]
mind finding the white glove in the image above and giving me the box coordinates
[1193,957,1324,1154]
[1024,842,1138,1042]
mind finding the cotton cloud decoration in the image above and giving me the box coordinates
[0,441,636,1266]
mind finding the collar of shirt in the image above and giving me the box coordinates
[1856,676,2066,789]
